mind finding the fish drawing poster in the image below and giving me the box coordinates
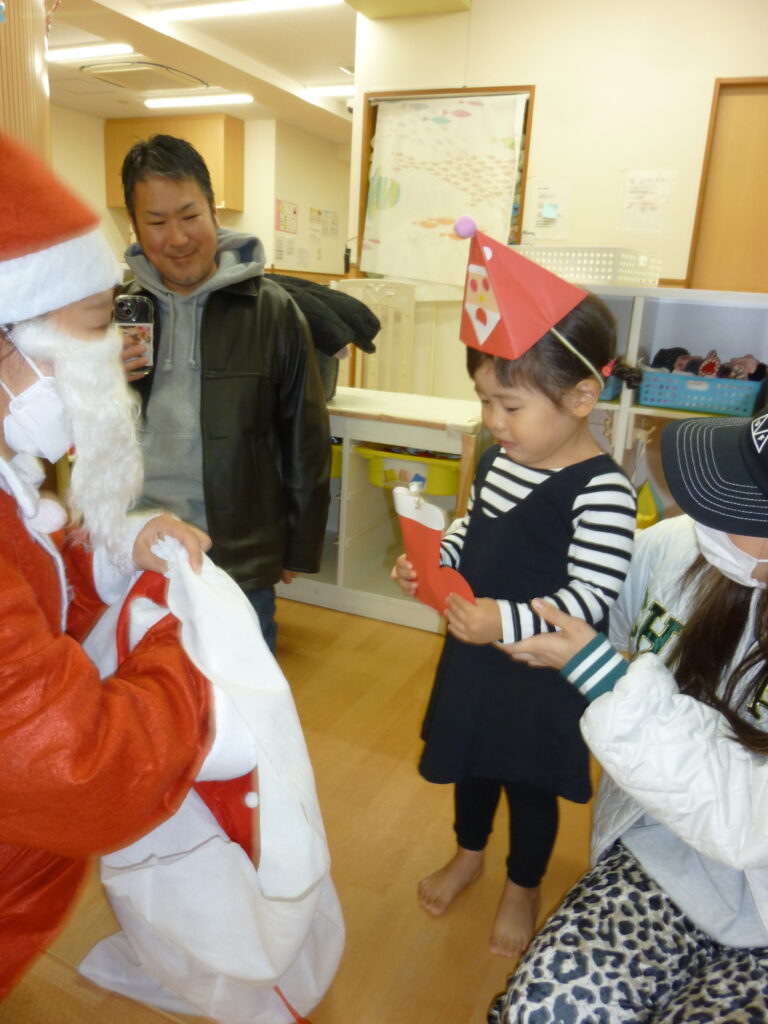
[361,93,526,287]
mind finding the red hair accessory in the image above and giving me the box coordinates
[602,358,617,378]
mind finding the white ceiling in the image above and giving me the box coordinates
[47,0,359,144]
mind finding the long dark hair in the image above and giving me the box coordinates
[672,555,768,753]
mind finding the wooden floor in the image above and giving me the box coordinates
[3,599,595,1024]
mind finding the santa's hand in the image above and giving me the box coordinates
[391,552,418,596]
[445,593,501,644]
[133,514,211,574]
[496,599,596,669]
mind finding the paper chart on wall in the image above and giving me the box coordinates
[623,169,674,235]
[361,93,527,287]
[526,179,571,241]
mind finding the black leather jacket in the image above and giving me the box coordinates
[130,276,331,590]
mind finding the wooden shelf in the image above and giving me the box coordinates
[104,113,244,211]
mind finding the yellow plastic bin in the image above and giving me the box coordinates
[330,442,342,480]
[355,444,461,496]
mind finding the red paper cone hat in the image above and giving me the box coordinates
[0,132,120,324]
[456,220,588,359]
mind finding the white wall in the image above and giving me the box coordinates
[219,119,277,250]
[271,122,350,275]
[50,106,129,263]
[350,0,768,282]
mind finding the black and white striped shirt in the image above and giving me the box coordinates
[441,451,637,643]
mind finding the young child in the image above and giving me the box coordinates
[392,231,637,960]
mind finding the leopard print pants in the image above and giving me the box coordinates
[488,841,768,1023]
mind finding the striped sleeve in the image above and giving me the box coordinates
[440,485,474,568]
[561,633,629,701]
[499,469,637,643]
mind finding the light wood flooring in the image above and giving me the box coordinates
[2,599,595,1024]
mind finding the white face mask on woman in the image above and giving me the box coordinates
[694,521,768,590]
[0,352,72,463]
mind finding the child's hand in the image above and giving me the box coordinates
[445,594,502,644]
[391,553,418,596]
[496,599,597,669]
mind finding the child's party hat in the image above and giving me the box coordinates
[454,216,588,360]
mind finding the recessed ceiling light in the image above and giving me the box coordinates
[47,43,135,62]
[144,93,254,108]
[154,0,343,21]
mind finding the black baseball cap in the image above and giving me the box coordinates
[661,414,768,537]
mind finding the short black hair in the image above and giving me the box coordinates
[466,292,617,407]
[121,134,215,220]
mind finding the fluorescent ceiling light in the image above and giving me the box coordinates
[144,93,254,108]
[47,43,134,62]
[154,0,342,21]
[305,85,355,98]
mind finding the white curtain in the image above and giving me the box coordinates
[361,92,527,287]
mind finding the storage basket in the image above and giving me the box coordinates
[512,246,661,287]
[638,370,761,416]
[598,376,621,402]
[355,444,461,496]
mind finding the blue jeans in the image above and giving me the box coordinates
[245,586,277,654]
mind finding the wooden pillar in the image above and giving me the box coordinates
[0,0,50,157]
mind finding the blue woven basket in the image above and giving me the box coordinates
[639,370,761,416]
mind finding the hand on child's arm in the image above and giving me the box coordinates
[391,553,418,596]
[445,594,502,644]
[496,599,596,669]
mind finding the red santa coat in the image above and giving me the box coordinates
[0,484,212,998]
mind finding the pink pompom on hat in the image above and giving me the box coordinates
[0,132,120,325]
[455,217,588,360]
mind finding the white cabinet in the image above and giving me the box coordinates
[276,388,483,632]
[593,286,768,505]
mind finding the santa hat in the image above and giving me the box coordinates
[0,133,120,325]
[455,216,588,362]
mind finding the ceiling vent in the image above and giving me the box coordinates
[79,61,208,92]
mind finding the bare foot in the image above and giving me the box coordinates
[418,847,484,916]
[489,880,540,958]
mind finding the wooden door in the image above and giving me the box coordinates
[687,79,768,291]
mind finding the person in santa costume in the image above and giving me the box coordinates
[0,131,223,998]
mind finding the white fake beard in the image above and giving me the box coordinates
[10,319,143,566]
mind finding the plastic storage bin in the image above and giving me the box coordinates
[355,444,461,496]
[638,370,762,416]
[512,246,661,287]
[330,442,342,479]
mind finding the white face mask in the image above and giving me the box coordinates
[0,353,72,464]
[694,522,768,590]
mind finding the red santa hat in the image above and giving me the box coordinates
[455,216,588,361]
[0,132,120,325]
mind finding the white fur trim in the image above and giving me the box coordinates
[0,229,120,324]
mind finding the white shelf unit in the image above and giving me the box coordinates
[593,285,768,465]
[276,388,483,631]
[281,287,768,632]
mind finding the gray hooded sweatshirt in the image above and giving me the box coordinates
[124,227,266,531]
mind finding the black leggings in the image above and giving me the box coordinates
[453,777,559,889]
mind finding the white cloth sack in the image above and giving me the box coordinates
[79,541,344,1023]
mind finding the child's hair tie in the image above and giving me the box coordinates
[602,358,618,378]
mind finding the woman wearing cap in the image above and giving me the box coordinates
[488,413,768,1023]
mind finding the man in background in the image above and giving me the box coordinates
[120,134,330,651]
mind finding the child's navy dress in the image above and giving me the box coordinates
[419,446,616,803]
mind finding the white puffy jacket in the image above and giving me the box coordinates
[574,515,768,939]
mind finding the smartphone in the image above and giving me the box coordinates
[114,294,154,369]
